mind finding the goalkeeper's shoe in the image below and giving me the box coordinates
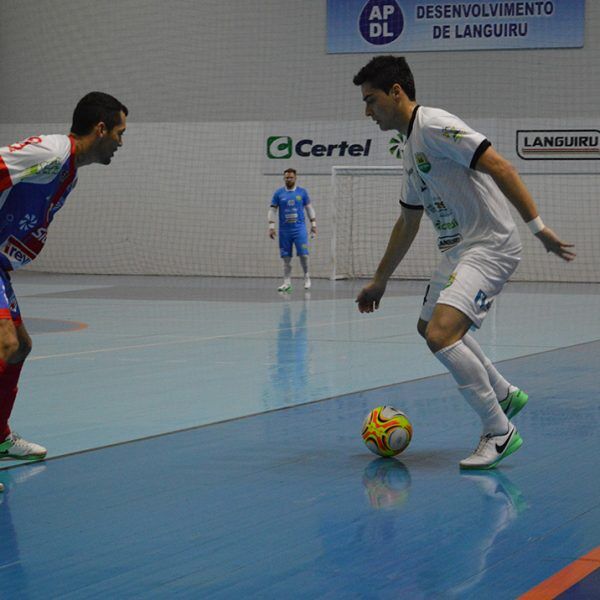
[277,281,292,293]
[459,424,522,470]
[0,432,47,461]
[500,389,528,419]
[304,276,311,290]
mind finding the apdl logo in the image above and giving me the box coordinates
[359,0,403,45]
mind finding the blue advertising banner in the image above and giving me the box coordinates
[327,0,584,53]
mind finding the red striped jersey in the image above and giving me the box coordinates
[0,134,77,270]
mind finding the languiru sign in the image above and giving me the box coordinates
[327,0,585,53]
[516,130,600,160]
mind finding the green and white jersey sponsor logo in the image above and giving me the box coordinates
[433,218,459,231]
[444,272,456,289]
[424,197,462,252]
[21,158,63,180]
[442,126,465,142]
[415,152,431,173]
[388,133,406,159]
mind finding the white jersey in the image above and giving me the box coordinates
[400,106,521,259]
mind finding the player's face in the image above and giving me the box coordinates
[284,171,297,189]
[361,83,400,131]
[97,111,127,165]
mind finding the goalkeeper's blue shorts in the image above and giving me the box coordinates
[279,227,309,258]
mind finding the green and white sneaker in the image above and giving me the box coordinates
[500,389,528,419]
[277,281,292,293]
[459,424,523,470]
[0,432,47,461]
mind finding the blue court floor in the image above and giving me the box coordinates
[0,272,599,598]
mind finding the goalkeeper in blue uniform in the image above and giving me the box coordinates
[268,168,317,292]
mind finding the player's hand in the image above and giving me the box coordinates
[269,229,277,240]
[535,227,576,261]
[310,226,317,239]
[356,280,386,313]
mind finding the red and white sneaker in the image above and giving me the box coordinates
[0,432,47,461]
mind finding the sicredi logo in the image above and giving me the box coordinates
[517,130,600,160]
[266,136,372,159]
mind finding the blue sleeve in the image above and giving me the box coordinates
[271,190,279,207]
[302,188,310,207]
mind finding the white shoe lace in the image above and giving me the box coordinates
[472,434,493,456]
[5,432,44,455]
[8,433,29,451]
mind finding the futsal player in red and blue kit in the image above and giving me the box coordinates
[0,92,127,461]
[268,168,317,292]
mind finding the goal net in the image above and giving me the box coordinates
[331,166,436,280]
[331,165,600,282]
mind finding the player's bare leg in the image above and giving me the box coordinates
[423,304,522,469]
[0,321,46,461]
[278,257,292,292]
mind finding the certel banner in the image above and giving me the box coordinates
[263,121,405,174]
[267,136,372,160]
[263,119,600,175]
[327,0,585,53]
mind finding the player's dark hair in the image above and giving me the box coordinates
[353,56,416,100]
[70,92,128,136]
[284,168,297,175]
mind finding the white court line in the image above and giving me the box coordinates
[28,312,404,361]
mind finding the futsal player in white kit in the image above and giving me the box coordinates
[353,56,575,469]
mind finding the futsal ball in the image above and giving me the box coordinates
[361,406,413,457]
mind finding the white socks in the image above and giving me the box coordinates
[283,257,292,280]
[462,333,516,401]
[299,255,309,276]
[435,340,509,435]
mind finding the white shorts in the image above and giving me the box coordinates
[419,247,520,329]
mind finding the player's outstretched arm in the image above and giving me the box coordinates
[475,146,576,262]
[356,208,422,313]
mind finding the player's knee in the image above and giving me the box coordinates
[0,330,19,361]
[424,323,448,354]
[417,319,428,339]
[16,334,32,361]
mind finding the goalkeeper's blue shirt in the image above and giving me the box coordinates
[0,134,78,271]
[270,186,311,230]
